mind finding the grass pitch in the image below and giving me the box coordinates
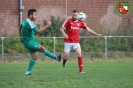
[0,60,133,88]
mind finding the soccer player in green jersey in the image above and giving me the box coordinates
[19,9,61,75]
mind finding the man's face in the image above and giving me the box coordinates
[30,12,37,21]
[72,12,78,21]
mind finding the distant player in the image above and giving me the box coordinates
[19,9,61,75]
[60,10,103,74]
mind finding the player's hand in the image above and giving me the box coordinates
[63,33,69,39]
[98,34,103,38]
[46,20,52,27]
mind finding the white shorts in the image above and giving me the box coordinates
[64,42,80,52]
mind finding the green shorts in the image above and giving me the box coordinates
[23,40,40,54]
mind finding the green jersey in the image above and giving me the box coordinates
[20,18,38,43]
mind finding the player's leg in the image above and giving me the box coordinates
[23,41,39,75]
[62,52,69,67]
[25,52,38,75]
[62,42,72,67]
[38,45,61,62]
[74,43,85,74]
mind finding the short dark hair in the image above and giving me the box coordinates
[28,9,36,17]
[72,10,78,13]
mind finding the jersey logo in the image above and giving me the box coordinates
[35,45,38,47]
[22,22,25,26]
[71,26,80,30]
[77,23,80,26]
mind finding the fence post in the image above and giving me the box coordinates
[104,36,108,59]
[53,37,56,54]
[1,37,4,60]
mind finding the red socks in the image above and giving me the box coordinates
[63,57,84,72]
[78,57,84,72]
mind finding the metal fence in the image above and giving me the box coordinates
[1,36,133,61]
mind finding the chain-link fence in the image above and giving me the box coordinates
[0,36,133,61]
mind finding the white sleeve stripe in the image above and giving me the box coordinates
[62,19,68,28]
[62,27,66,29]
[27,19,35,28]
[83,22,88,29]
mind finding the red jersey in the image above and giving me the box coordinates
[62,18,88,43]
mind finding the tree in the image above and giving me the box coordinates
[36,16,64,37]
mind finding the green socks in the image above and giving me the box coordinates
[26,50,57,72]
[27,50,56,72]
[27,59,36,72]
[44,50,57,59]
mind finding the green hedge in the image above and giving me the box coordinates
[0,17,133,53]
[1,37,133,53]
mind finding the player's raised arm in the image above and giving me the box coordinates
[77,12,103,38]
[60,27,68,38]
[36,20,51,33]
[86,27,103,38]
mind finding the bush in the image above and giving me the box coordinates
[1,17,133,54]
[36,16,64,37]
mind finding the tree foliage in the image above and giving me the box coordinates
[36,16,64,37]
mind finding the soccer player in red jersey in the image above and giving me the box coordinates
[60,10,103,74]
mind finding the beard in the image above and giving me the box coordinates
[31,16,36,21]
[72,17,77,21]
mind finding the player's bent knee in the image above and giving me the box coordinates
[76,52,82,57]
[63,55,68,60]
[38,45,46,52]
[78,55,82,57]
